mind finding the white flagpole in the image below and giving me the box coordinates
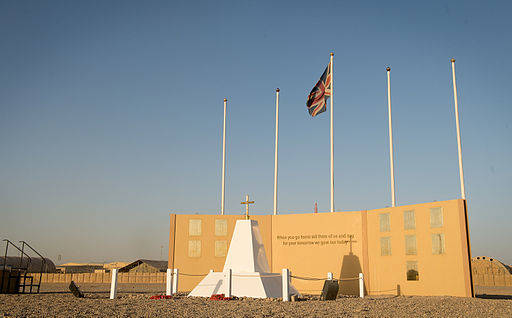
[273,88,280,215]
[386,67,396,207]
[450,58,466,200]
[330,52,335,213]
[221,98,227,215]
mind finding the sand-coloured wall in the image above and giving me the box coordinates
[271,211,363,295]
[169,199,473,297]
[365,199,472,296]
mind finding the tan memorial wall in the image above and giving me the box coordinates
[365,199,472,297]
[168,199,473,297]
[271,211,364,295]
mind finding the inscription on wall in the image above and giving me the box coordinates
[276,233,356,247]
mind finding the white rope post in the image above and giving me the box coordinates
[282,268,290,301]
[359,273,364,298]
[109,268,118,299]
[166,268,172,296]
[327,272,333,280]
[172,268,179,295]
[224,268,232,298]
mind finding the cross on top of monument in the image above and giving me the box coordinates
[241,195,255,220]
[348,235,357,255]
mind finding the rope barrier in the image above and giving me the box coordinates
[173,272,360,281]
[290,275,325,281]
[290,275,361,281]
[180,273,208,277]
[368,288,397,293]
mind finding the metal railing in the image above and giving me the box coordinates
[1,239,32,293]
[19,241,46,293]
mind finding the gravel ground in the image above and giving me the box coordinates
[1,283,511,317]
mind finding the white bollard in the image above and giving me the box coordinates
[224,268,232,298]
[110,269,118,299]
[359,273,364,298]
[282,268,290,302]
[327,272,333,280]
[166,268,172,296]
[172,268,179,295]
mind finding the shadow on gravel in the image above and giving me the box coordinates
[476,294,512,300]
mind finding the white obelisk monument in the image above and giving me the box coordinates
[189,196,299,298]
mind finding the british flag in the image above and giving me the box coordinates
[306,62,332,117]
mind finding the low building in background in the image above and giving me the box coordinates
[119,260,168,273]
[56,263,104,274]
[472,256,512,286]
[104,262,129,270]
[56,261,130,273]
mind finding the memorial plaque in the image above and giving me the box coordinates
[431,233,445,254]
[189,219,202,236]
[214,240,227,257]
[188,240,201,258]
[215,219,228,236]
[405,235,417,255]
[403,210,416,230]
[380,237,391,256]
[379,213,390,232]
[430,207,444,228]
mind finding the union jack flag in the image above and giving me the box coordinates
[306,62,332,117]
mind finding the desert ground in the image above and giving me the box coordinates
[0,283,511,317]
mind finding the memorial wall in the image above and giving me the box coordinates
[168,199,473,297]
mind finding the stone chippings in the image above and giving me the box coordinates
[0,284,511,318]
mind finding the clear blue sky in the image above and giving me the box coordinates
[1,0,511,264]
